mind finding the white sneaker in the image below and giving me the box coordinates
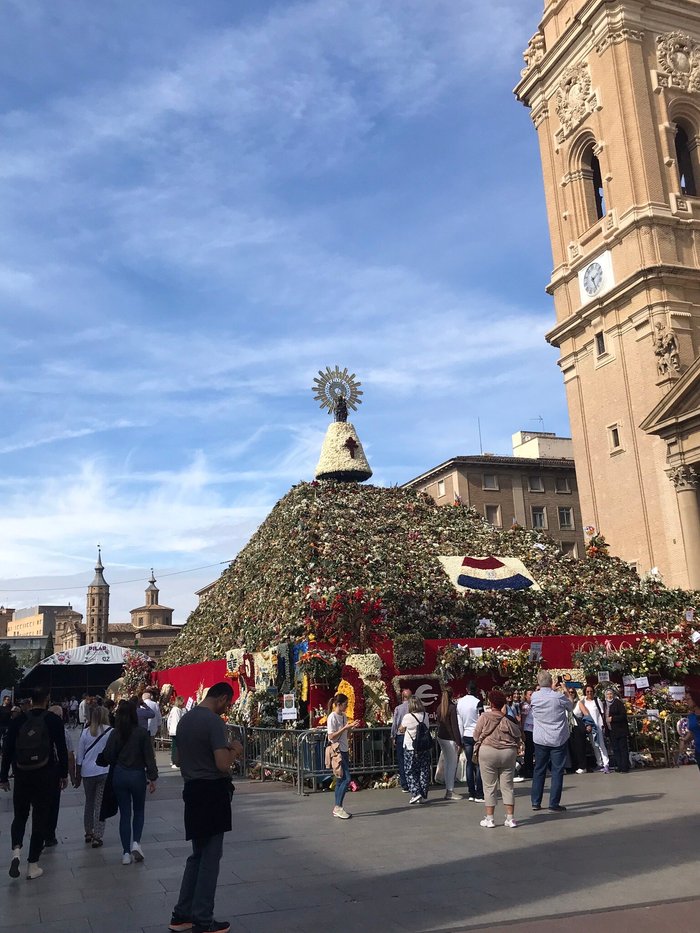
[504,816,518,828]
[409,795,422,805]
[480,816,495,828]
[474,797,485,803]
[513,776,526,783]
[575,769,585,774]
[332,806,351,820]
[26,863,43,880]
[122,853,132,865]
[131,842,144,862]
[170,764,179,770]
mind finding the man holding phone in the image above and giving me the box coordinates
[530,671,574,813]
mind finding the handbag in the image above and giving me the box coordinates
[99,765,118,821]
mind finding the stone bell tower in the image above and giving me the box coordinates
[515,0,700,588]
[85,547,110,643]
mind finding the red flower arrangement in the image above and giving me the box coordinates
[305,588,385,652]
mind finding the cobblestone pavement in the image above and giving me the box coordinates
[1,748,698,933]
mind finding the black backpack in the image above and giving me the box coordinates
[15,711,51,770]
[412,714,433,754]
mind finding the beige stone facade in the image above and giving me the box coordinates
[403,445,585,557]
[515,0,700,587]
[6,605,72,638]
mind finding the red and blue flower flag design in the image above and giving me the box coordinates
[439,555,539,592]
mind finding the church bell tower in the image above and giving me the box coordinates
[85,547,110,643]
[516,0,700,588]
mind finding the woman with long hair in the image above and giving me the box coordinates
[97,699,157,864]
[326,693,359,820]
[578,685,610,773]
[436,687,461,800]
[399,697,431,804]
[473,689,521,828]
[76,706,112,847]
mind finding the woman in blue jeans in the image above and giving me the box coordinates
[98,700,158,864]
[326,694,359,820]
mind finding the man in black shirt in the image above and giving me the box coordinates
[0,685,68,879]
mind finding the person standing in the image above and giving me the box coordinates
[604,688,630,773]
[75,706,112,847]
[169,682,242,933]
[69,697,79,728]
[391,688,412,793]
[457,683,484,802]
[142,691,163,746]
[473,689,521,828]
[168,697,186,770]
[0,686,68,879]
[133,695,155,731]
[0,695,12,752]
[683,691,700,772]
[78,694,89,731]
[97,699,157,865]
[567,688,588,774]
[400,697,431,804]
[578,685,610,773]
[530,671,574,813]
[436,687,461,800]
[519,689,535,779]
[326,693,359,820]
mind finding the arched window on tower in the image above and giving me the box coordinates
[675,124,698,197]
[575,140,607,232]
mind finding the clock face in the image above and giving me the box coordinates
[583,261,604,296]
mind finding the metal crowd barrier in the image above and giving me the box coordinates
[239,726,442,795]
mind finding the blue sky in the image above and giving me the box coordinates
[0,0,561,625]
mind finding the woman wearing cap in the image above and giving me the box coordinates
[473,689,522,828]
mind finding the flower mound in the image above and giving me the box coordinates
[162,481,693,667]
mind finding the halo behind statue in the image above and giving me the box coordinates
[312,366,363,420]
[312,365,371,483]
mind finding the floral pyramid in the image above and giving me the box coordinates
[162,481,691,667]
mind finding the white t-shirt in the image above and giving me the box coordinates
[401,711,428,751]
[77,725,112,778]
[327,711,348,752]
[456,695,481,738]
[78,700,88,723]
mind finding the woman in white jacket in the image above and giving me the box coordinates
[578,685,610,773]
[75,706,112,847]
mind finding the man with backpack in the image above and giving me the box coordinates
[0,685,68,880]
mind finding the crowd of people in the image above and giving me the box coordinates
[330,673,700,826]
[0,683,243,933]
[1,676,698,931]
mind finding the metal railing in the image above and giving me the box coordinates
[238,726,443,795]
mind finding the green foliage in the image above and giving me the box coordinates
[0,644,21,689]
[393,633,425,671]
[161,482,693,668]
[44,632,54,659]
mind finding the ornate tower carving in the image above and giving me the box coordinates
[85,548,110,643]
[515,1,700,588]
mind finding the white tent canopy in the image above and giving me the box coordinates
[40,643,152,666]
